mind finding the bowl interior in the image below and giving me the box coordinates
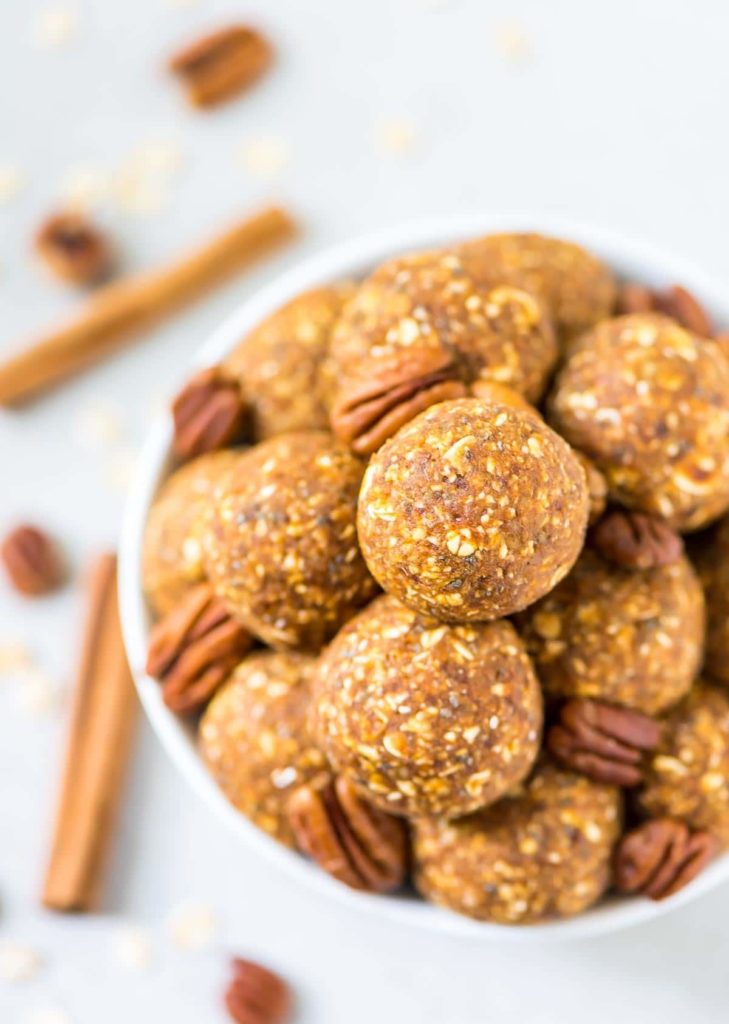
[119,212,729,942]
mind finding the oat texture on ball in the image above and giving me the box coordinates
[199,651,329,847]
[314,594,543,819]
[202,432,377,650]
[413,758,622,924]
[329,248,558,406]
[518,548,705,715]
[549,314,729,531]
[357,397,589,621]
[455,232,617,341]
[638,681,729,847]
[142,450,240,616]
[224,284,354,440]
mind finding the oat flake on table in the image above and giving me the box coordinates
[0,164,25,205]
[373,119,419,156]
[0,942,43,982]
[493,20,533,63]
[31,6,77,49]
[238,137,291,178]
[111,925,154,972]
[167,902,219,951]
[18,669,62,718]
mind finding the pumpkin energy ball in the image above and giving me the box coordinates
[638,681,729,847]
[456,232,617,341]
[224,284,354,440]
[142,449,239,617]
[692,516,729,685]
[200,651,329,847]
[329,248,557,453]
[549,314,729,531]
[519,548,705,716]
[357,397,589,622]
[413,758,622,924]
[314,594,543,819]
[202,432,377,650]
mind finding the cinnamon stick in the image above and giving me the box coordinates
[42,553,138,912]
[0,205,296,407]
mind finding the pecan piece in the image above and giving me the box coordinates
[1,524,64,596]
[615,819,719,900]
[616,281,713,337]
[590,508,683,570]
[145,583,252,712]
[547,699,661,786]
[169,26,273,109]
[225,958,292,1024]
[287,776,408,892]
[35,211,113,286]
[172,366,248,459]
[616,282,656,315]
[656,285,713,338]
[331,353,466,455]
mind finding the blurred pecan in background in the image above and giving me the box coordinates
[288,776,408,892]
[547,699,661,786]
[615,819,718,900]
[591,509,683,570]
[224,958,292,1024]
[169,26,273,109]
[35,212,113,286]
[331,351,466,455]
[146,583,252,713]
[617,281,713,337]
[172,366,248,459]
[1,524,64,596]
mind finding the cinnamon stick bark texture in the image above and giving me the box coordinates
[0,206,296,407]
[42,554,137,912]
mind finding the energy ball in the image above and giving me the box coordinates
[224,285,354,440]
[200,652,329,847]
[330,248,558,406]
[313,594,543,819]
[357,397,589,622]
[142,450,239,616]
[413,758,622,924]
[456,232,617,341]
[692,517,729,685]
[518,548,705,715]
[638,681,729,846]
[549,314,729,531]
[202,432,377,650]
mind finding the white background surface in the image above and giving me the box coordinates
[2,1,729,1022]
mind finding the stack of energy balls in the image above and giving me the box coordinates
[143,233,729,925]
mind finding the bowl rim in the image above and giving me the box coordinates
[119,211,729,943]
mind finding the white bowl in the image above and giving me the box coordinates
[119,213,729,942]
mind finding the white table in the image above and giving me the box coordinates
[2,1,729,1021]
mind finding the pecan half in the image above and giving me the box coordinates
[656,285,713,338]
[615,819,719,900]
[547,699,661,786]
[590,508,683,570]
[331,353,466,455]
[1,524,64,597]
[35,212,113,286]
[145,583,252,712]
[225,958,292,1024]
[616,281,713,337]
[172,366,248,459]
[169,26,273,109]
[287,776,408,892]
[616,282,656,315]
